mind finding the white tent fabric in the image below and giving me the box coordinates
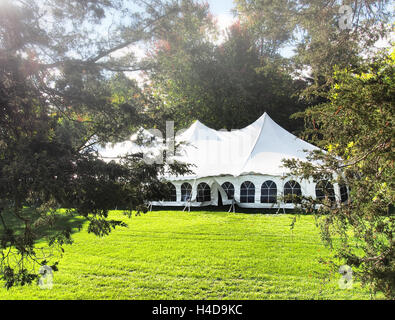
[96,113,345,209]
[169,112,319,179]
[93,128,161,163]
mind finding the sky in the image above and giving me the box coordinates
[207,0,235,15]
[207,0,236,25]
[206,0,238,40]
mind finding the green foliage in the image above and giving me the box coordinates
[235,0,393,99]
[282,50,394,299]
[144,1,307,132]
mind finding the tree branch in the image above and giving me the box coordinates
[337,141,389,169]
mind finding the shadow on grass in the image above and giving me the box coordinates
[0,208,86,243]
[151,205,298,214]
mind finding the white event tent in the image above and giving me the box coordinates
[96,113,348,210]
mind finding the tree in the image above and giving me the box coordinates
[235,0,393,100]
[282,49,394,299]
[145,2,307,133]
[0,0,190,288]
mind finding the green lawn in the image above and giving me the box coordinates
[0,210,374,299]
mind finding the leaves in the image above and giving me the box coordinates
[145,9,306,132]
[283,50,395,299]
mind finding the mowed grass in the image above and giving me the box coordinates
[0,210,373,300]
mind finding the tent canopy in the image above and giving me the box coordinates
[169,112,319,180]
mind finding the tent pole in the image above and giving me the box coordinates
[182,199,191,212]
[228,198,235,213]
[276,173,286,214]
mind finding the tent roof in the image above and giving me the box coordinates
[169,112,319,180]
[95,113,320,179]
[93,128,158,162]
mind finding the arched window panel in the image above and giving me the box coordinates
[283,180,302,203]
[315,180,335,203]
[221,182,234,200]
[181,182,192,202]
[197,182,211,202]
[164,183,177,202]
[240,181,255,203]
[261,180,277,203]
[339,184,349,203]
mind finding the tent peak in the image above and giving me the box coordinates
[193,119,210,129]
[192,112,270,131]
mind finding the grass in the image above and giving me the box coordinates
[0,210,374,300]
